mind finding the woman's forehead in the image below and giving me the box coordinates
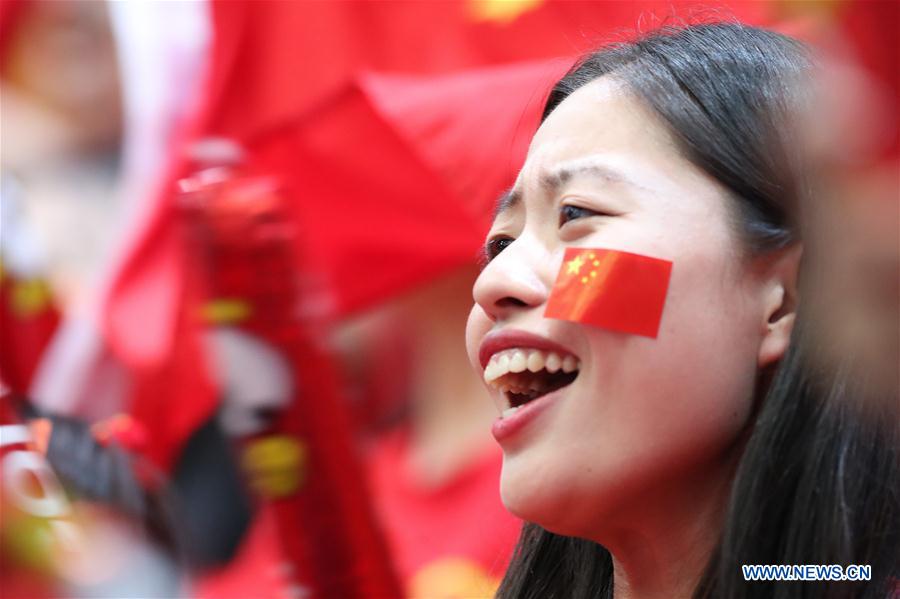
[531,77,639,147]
[519,79,673,187]
[498,83,734,233]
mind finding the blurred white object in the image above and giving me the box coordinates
[0,175,48,279]
[204,328,294,437]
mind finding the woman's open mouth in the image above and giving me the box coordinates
[483,348,580,413]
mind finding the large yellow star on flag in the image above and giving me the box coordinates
[566,254,585,276]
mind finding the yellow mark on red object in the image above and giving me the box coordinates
[409,557,501,598]
[565,253,585,276]
[467,0,544,24]
[774,0,845,20]
[242,435,306,499]
[201,299,252,324]
[11,279,52,317]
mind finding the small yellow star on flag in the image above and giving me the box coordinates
[566,254,585,275]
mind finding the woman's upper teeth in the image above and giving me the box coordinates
[484,348,580,384]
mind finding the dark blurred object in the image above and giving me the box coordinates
[1,384,182,598]
[169,414,253,570]
[46,414,147,519]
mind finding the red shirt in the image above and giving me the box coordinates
[367,429,521,598]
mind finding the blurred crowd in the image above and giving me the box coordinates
[0,1,896,598]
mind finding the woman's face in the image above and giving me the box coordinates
[465,77,774,538]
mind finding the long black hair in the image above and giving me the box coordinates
[496,23,899,599]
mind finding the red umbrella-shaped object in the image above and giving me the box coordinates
[247,58,572,317]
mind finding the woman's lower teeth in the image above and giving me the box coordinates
[502,406,521,418]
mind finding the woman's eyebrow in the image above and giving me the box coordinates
[540,157,651,195]
[493,157,650,220]
[492,188,522,219]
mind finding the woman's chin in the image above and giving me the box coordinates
[499,467,550,523]
[499,467,589,536]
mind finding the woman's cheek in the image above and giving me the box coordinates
[519,246,758,533]
[615,247,760,465]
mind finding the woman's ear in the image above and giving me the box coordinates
[758,245,802,368]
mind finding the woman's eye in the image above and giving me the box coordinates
[559,204,597,227]
[484,236,514,262]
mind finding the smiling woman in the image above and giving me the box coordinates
[464,23,899,599]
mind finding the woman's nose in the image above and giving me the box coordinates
[472,238,550,322]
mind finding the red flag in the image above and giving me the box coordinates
[545,248,672,338]
[201,0,770,142]
[249,59,569,316]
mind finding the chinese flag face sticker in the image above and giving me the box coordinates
[544,248,673,338]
